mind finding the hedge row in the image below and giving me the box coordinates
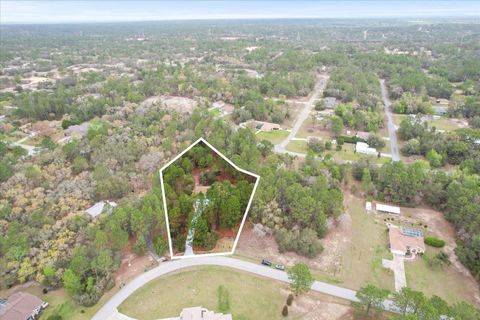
[424,236,445,248]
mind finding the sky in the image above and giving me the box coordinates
[1,1,479,24]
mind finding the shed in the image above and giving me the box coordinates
[376,203,400,214]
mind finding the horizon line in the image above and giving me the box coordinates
[2,15,479,26]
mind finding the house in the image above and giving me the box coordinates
[0,292,47,320]
[85,201,117,218]
[178,306,232,320]
[316,109,334,119]
[432,106,448,116]
[355,131,370,141]
[387,224,425,257]
[64,121,89,139]
[355,142,377,156]
[257,121,280,131]
[212,101,235,116]
[324,97,337,109]
[376,203,400,215]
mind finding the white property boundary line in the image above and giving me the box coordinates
[159,137,260,260]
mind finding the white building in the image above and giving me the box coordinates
[85,201,117,218]
[376,203,400,214]
[355,142,377,156]
[365,201,372,211]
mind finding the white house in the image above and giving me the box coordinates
[355,142,377,156]
[85,201,117,218]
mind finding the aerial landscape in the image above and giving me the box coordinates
[0,1,479,319]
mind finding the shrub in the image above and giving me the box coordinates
[282,305,289,317]
[424,236,445,248]
[286,293,294,306]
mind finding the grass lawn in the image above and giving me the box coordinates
[405,255,477,305]
[256,130,289,145]
[428,117,464,131]
[118,266,289,320]
[296,120,332,139]
[339,196,395,291]
[286,140,309,154]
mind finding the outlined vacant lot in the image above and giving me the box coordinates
[160,138,259,259]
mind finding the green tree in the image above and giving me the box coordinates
[355,284,390,316]
[330,115,344,137]
[63,269,82,296]
[361,168,373,195]
[287,262,314,296]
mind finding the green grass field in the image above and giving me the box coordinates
[286,140,309,154]
[256,130,290,145]
[405,254,478,305]
[118,267,289,320]
[339,196,395,291]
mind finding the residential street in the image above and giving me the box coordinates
[380,79,400,161]
[274,75,328,154]
[93,256,397,320]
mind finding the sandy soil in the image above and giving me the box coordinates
[139,96,198,114]
[237,221,350,273]
[115,250,157,286]
[279,288,355,320]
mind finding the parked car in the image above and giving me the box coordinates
[275,264,285,271]
[261,259,272,267]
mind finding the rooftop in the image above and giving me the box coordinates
[0,292,44,320]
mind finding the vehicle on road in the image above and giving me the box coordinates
[261,259,272,267]
[275,264,285,271]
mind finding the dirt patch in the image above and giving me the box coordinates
[279,288,354,320]
[139,95,197,114]
[237,218,351,275]
[115,250,157,286]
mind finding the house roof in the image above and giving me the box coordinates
[388,225,425,254]
[356,131,370,140]
[85,201,117,218]
[0,292,43,320]
[180,306,232,320]
[258,121,280,131]
[222,104,235,114]
[376,203,400,214]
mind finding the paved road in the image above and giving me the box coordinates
[93,256,361,320]
[11,133,39,157]
[275,75,328,154]
[380,79,400,161]
[94,256,400,319]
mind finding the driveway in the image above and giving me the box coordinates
[93,256,398,320]
[382,254,407,292]
[380,79,400,161]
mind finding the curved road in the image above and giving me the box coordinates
[274,75,328,154]
[380,79,400,161]
[93,256,398,320]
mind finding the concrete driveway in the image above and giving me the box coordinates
[382,254,407,291]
